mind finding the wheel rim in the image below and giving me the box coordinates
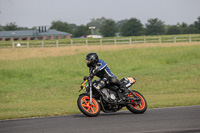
[128,92,145,110]
[81,96,99,114]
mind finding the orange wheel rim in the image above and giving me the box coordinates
[128,92,145,110]
[81,96,99,114]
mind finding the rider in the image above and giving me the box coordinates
[85,52,125,92]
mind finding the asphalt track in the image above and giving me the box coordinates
[0,105,200,133]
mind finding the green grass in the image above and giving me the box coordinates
[0,45,200,119]
[0,34,200,48]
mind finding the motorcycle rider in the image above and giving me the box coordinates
[85,53,126,97]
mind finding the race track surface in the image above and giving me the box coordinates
[0,105,200,133]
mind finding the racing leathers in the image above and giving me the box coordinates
[89,59,121,90]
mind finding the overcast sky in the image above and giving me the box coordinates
[0,0,200,28]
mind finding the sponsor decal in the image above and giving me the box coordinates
[127,77,135,83]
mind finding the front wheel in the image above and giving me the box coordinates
[126,90,147,114]
[77,94,100,117]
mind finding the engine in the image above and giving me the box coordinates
[101,88,117,102]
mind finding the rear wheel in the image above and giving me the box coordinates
[77,94,100,117]
[126,90,147,114]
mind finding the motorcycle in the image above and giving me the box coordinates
[77,70,147,117]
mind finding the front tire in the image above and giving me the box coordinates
[77,94,100,117]
[126,90,147,114]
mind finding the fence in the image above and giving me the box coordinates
[0,35,200,48]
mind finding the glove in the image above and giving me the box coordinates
[83,76,89,80]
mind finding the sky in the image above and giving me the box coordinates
[0,0,200,28]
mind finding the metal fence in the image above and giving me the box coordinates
[0,35,200,48]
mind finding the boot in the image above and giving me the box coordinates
[119,84,126,92]
[117,85,129,102]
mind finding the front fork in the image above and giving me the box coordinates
[89,81,93,104]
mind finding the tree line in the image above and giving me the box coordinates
[1,16,200,37]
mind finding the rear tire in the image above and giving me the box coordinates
[126,90,147,114]
[77,94,100,117]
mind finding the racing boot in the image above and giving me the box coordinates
[117,85,129,102]
[119,84,125,92]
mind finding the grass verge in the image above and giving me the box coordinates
[0,43,200,120]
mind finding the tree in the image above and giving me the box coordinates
[145,18,165,35]
[73,25,90,37]
[87,17,107,35]
[194,16,200,33]
[4,22,18,31]
[181,22,189,34]
[117,19,128,30]
[50,20,72,33]
[99,19,117,37]
[69,23,78,34]
[0,25,4,31]
[188,24,199,34]
[120,18,143,36]
[167,25,182,35]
